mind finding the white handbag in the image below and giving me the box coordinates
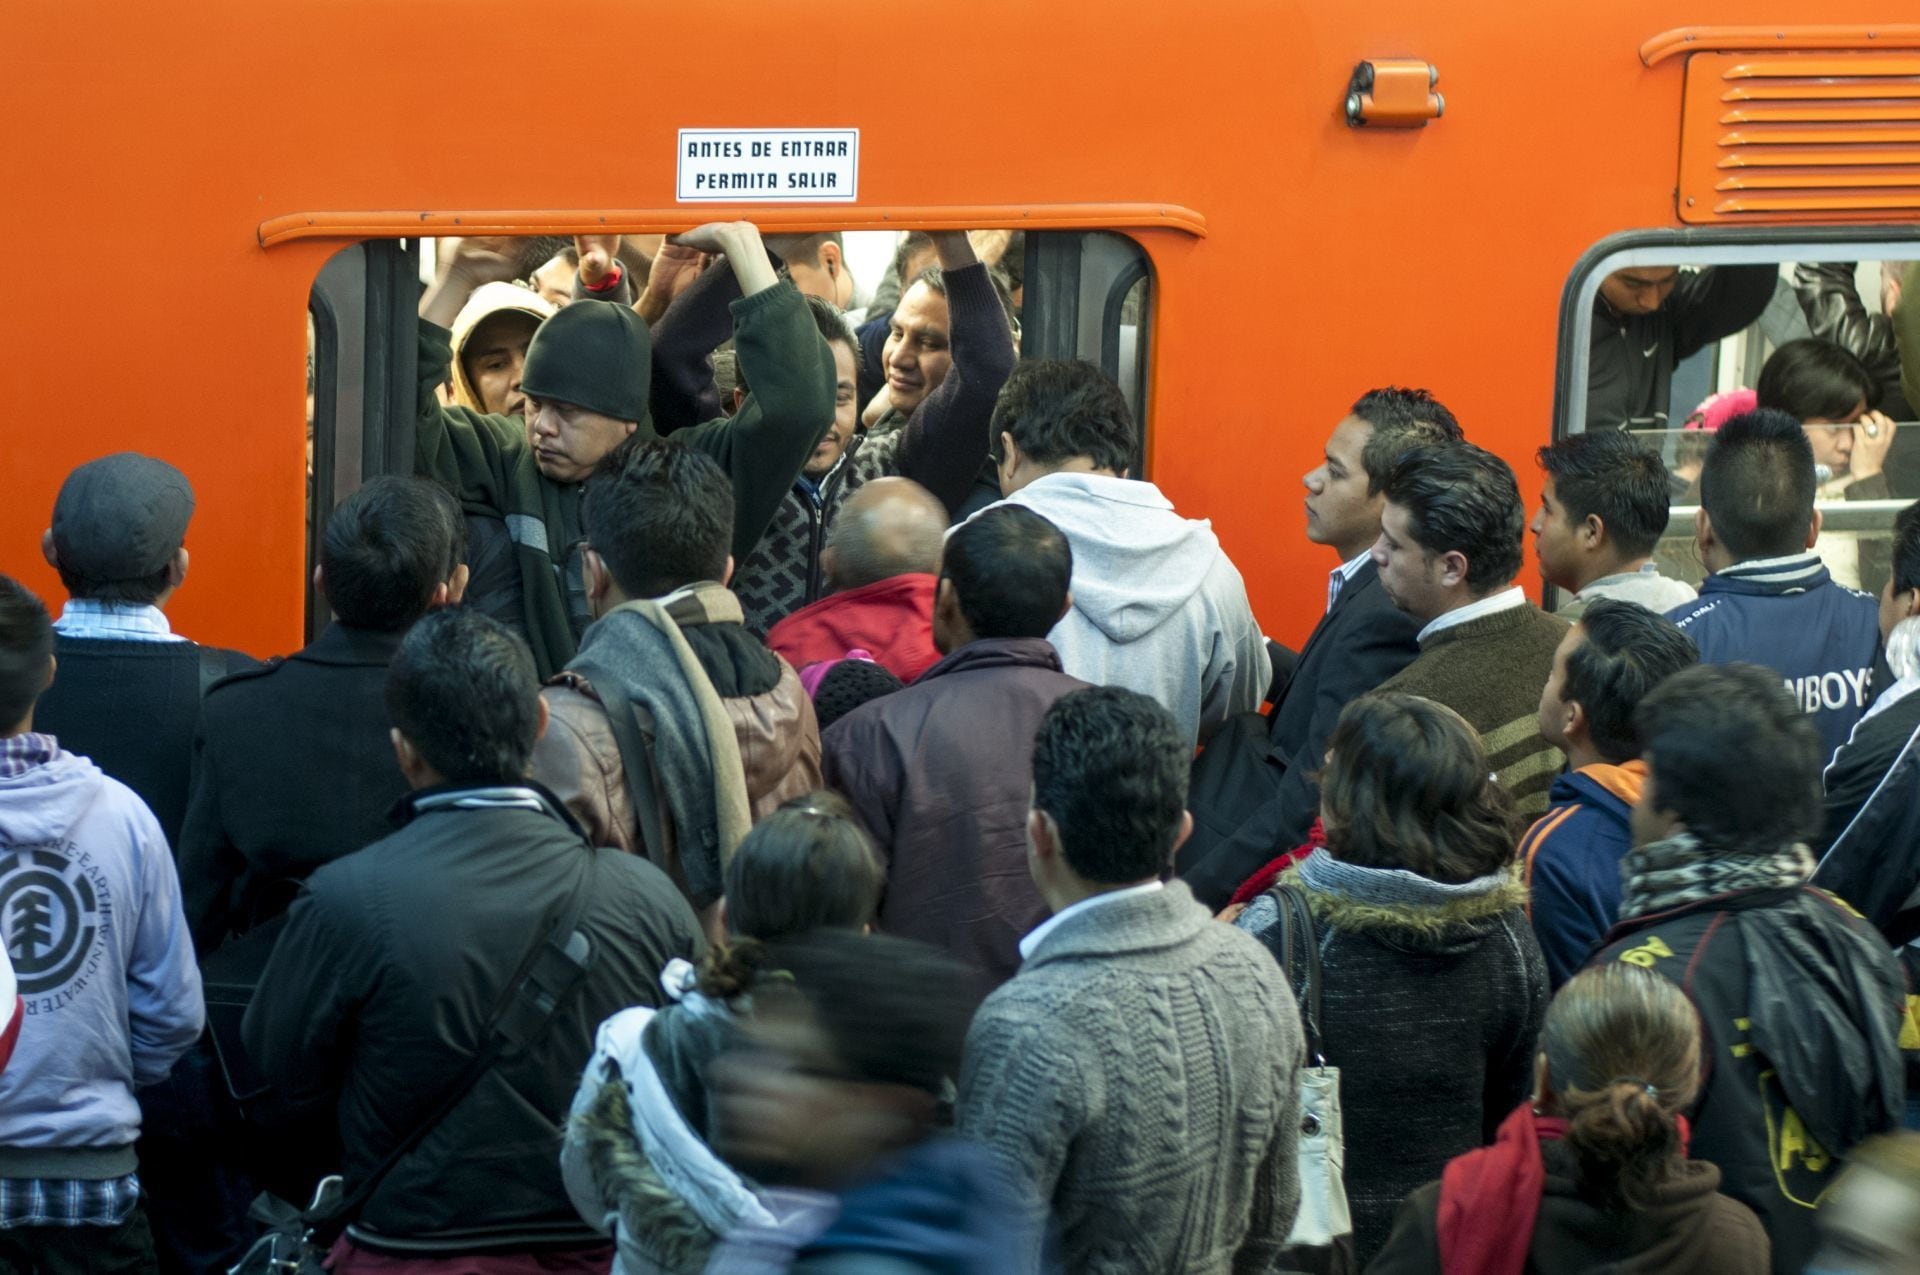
[1270,885,1356,1272]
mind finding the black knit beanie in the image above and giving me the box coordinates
[520,299,652,424]
[811,659,905,730]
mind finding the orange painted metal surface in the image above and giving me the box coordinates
[2,2,1917,657]
[1680,51,1920,222]
[1642,25,1920,65]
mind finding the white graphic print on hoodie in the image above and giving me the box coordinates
[986,472,1269,749]
[0,748,202,1164]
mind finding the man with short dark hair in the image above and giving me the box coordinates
[822,504,1089,985]
[1590,663,1911,1275]
[1181,386,1461,907]
[0,573,203,1275]
[415,222,836,677]
[1532,430,1695,617]
[179,476,465,951]
[1372,441,1569,816]
[982,359,1269,749]
[766,477,946,684]
[244,608,702,1270]
[1587,264,1776,430]
[530,441,821,933]
[1522,600,1698,986]
[1667,408,1881,763]
[650,235,1013,636]
[958,686,1302,1272]
[32,454,254,849]
[762,231,852,307]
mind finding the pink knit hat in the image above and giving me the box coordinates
[1682,388,1757,432]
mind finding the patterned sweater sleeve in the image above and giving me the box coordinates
[957,989,1087,1271]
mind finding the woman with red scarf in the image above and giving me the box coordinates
[1368,963,1768,1274]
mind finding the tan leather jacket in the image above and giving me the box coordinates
[531,637,821,900]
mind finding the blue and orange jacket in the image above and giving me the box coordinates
[1519,761,1645,988]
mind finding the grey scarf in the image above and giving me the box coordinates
[1617,831,1814,921]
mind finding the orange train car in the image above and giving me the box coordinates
[2,2,1917,656]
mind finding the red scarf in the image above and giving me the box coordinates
[1436,1103,1567,1275]
[1226,819,1327,907]
[1437,1101,1693,1275]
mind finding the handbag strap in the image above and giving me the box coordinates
[1272,884,1325,1065]
[307,848,603,1239]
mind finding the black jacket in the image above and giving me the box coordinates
[1179,561,1419,908]
[178,623,412,951]
[242,784,704,1252]
[1586,265,1776,429]
[33,633,254,849]
[1240,871,1548,1265]
[1592,887,1908,1275]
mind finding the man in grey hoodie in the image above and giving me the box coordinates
[978,360,1269,748]
[0,574,203,1273]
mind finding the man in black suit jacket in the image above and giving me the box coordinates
[1179,389,1462,908]
[178,476,466,952]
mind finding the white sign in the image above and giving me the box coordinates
[677,128,859,203]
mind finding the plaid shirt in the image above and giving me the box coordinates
[0,733,56,780]
[0,1174,141,1228]
[53,600,185,643]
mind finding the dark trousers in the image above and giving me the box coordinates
[0,1207,160,1275]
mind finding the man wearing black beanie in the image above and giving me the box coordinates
[415,221,836,677]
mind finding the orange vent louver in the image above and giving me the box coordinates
[1680,52,1920,222]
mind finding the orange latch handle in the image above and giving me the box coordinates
[1345,60,1444,128]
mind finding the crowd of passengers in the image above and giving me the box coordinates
[3,228,1920,1275]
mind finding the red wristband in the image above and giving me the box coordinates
[583,265,624,294]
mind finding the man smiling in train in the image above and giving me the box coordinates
[413,222,835,678]
[1178,388,1460,908]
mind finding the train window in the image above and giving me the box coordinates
[1556,242,1919,609]
[1021,231,1154,472]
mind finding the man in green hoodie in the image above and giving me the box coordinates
[415,222,836,676]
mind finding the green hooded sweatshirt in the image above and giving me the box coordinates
[416,280,834,677]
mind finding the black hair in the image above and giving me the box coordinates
[1352,387,1465,491]
[908,265,1018,331]
[890,231,936,281]
[752,929,977,1096]
[1319,693,1519,883]
[0,575,54,729]
[992,359,1136,477]
[1562,600,1700,764]
[1537,431,1675,559]
[805,293,863,374]
[385,608,541,785]
[1635,663,1822,855]
[320,476,457,632]
[701,792,883,1000]
[1893,501,1920,597]
[941,505,1072,640]
[1757,338,1879,421]
[811,658,904,731]
[584,438,734,600]
[1379,442,1527,591]
[514,236,575,278]
[1698,409,1817,560]
[1032,686,1188,883]
[54,561,173,607]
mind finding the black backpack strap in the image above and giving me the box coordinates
[306,849,602,1241]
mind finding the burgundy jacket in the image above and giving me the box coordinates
[820,638,1089,985]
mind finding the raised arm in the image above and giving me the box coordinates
[646,244,743,433]
[1669,264,1778,362]
[673,222,836,563]
[878,232,1018,512]
[1793,262,1902,371]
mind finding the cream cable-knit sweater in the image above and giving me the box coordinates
[957,880,1304,1273]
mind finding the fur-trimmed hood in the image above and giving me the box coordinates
[1280,862,1531,955]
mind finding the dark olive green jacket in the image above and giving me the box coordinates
[416,280,834,676]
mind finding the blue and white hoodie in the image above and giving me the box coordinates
[0,746,202,1176]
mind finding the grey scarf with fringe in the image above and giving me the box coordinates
[1618,831,1814,921]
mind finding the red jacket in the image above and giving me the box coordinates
[766,573,941,684]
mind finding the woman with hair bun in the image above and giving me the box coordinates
[560,793,883,1275]
[1368,962,1770,1273]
